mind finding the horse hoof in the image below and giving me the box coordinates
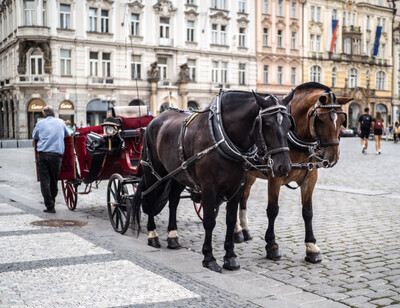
[202,260,222,273]
[234,232,244,243]
[147,237,161,248]
[167,237,181,249]
[242,229,253,241]
[223,257,240,270]
[305,252,322,264]
[266,245,282,260]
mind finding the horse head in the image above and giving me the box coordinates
[289,82,352,167]
[252,92,292,177]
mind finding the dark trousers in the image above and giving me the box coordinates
[38,152,63,209]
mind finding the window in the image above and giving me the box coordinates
[131,55,141,79]
[221,25,226,45]
[188,59,196,81]
[316,35,321,52]
[43,1,47,26]
[344,38,351,54]
[291,67,296,85]
[263,28,269,46]
[30,50,43,75]
[310,34,315,51]
[376,71,385,90]
[60,49,71,76]
[221,61,227,83]
[212,61,218,82]
[348,68,358,88]
[316,7,321,22]
[60,4,70,29]
[131,14,139,36]
[277,30,283,48]
[291,32,296,49]
[382,18,386,32]
[187,20,195,42]
[277,0,283,16]
[187,0,195,4]
[310,6,315,22]
[239,0,246,13]
[160,17,170,45]
[263,0,269,14]
[101,10,109,33]
[238,27,246,47]
[212,24,218,44]
[332,67,337,87]
[102,53,111,77]
[332,9,337,20]
[263,65,269,84]
[158,57,168,80]
[380,43,386,59]
[239,63,246,85]
[89,8,97,32]
[89,52,98,76]
[366,16,370,30]
[310,66,321,82]
[277,66,283,85]
[212,0,226,10]
[291,2,296,18]
[353,39,360,55]
[24,0,35,26]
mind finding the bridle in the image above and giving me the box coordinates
[255,94,291,161]
[308,91,347,147]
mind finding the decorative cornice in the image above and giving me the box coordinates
[128,1,145,13]
[184,9,199,18]
[237,16,249,27]
[153,0,177,17]
[209,11,230,22]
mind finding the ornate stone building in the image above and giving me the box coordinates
[0,0,256,140]
[256,0,305,96]
[303,0,395,130]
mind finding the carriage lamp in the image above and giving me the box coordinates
[103,124,119,137]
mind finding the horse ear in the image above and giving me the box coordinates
[252,91,270,108]
[336,97,354,105]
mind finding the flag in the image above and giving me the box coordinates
[326,19,339,52]
[373,26,382,57]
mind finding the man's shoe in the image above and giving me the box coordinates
[362,146,366,153]
[43,208,56,213]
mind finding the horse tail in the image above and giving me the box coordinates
[131,177,145,238]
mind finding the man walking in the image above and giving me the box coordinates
[33,106,70,213]
[358,107,373,154]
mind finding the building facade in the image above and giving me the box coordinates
[256,0,304,96]
[0,0,257,139]
[303,0,395,130]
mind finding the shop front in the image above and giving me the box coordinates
[59,100,75,126]
[27,98,46,138]
[86,99,114,127]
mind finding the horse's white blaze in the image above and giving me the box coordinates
[306,242,320,253]
[168,230,178,238]
[333,113,338,130]
[148,230,158,239]
[239,209,249,231]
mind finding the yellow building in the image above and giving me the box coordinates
[303,0,395,130]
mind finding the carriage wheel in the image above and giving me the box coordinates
[61,180,78,211]
[107,174,131,234]
[193,202,219,221]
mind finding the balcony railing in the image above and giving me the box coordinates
[90,77,114,85]
[342,25,361,33]
[18,75,49,83]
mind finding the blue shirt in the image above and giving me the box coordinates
[32,116,71,154]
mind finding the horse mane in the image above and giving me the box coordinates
[294,82,332,93]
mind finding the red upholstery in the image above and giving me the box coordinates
[120,115,153,130]
[58,136,75,180]
[77,125,103,136]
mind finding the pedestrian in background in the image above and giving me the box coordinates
[64,120,74,134]
[394,122,400,143]
[372,111,384,154]
[358,107,373,154]
[33,106,70,213]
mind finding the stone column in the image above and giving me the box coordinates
[178,83,188,110]
[149,81,158,116]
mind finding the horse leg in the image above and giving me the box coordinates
[301,179,322,263]
[265,179,282,260]
[167,180,185,249]
[147,214,161,248]
[223,192,243,270]
[201,190,221,272]
[234,174,256,243]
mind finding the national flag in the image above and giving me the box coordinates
[373,26,382,57]
[326,19,339,52]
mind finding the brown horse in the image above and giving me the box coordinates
[234,82,353,263]
[132,90,293,272]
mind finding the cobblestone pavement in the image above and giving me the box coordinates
[0,137,400,307]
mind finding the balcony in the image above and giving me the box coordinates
[17,26,50,38]
[342,25,361,33]
[18,75,49,84]
[88,77,114,86]
[159,38,173,47]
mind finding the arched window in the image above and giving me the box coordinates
[376,71,385,90]
[188,100,199,111]
[332,67,337,87]
[348,68,358,88]
[310,65,321,83]
[30,49,43,75]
